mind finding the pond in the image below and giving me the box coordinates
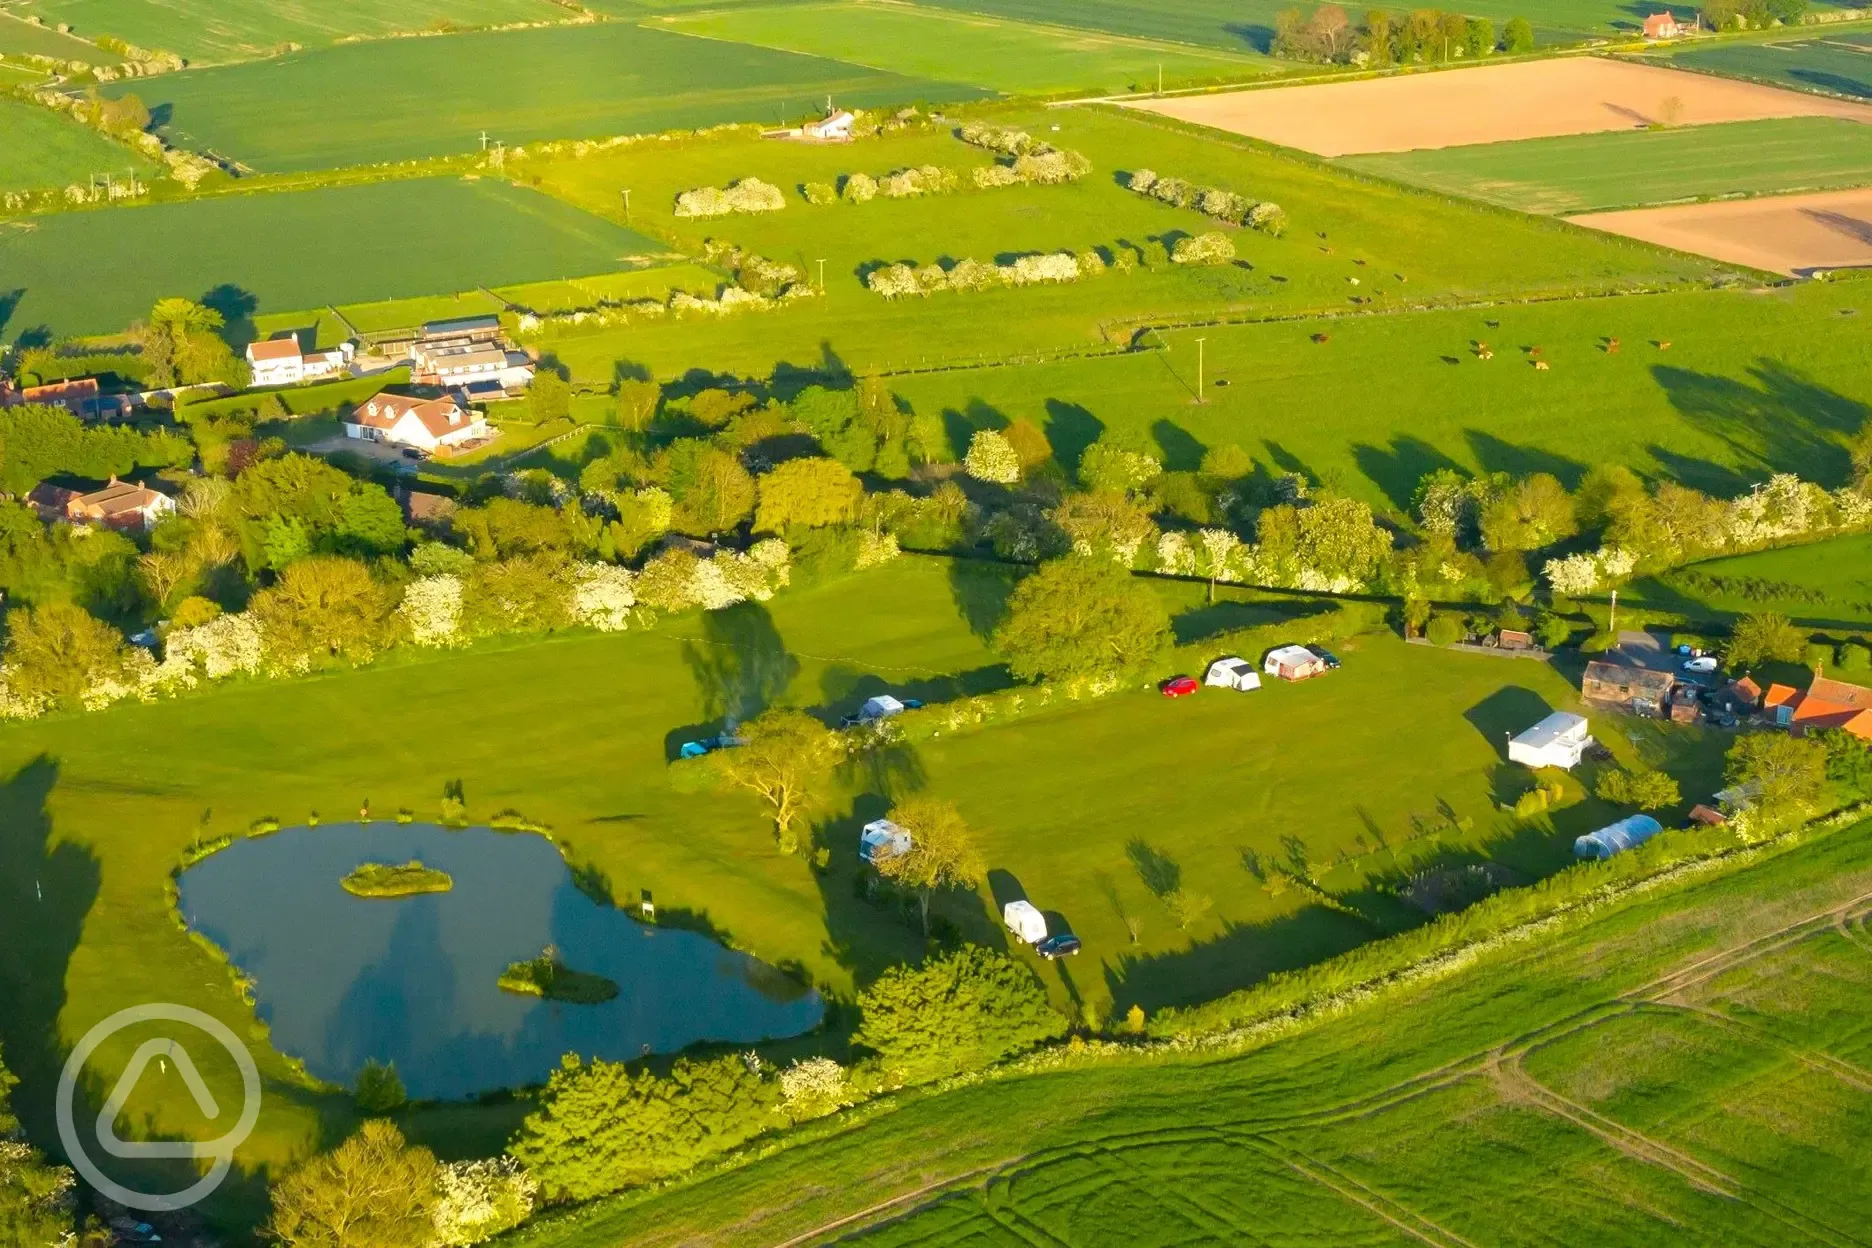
[176,823,823,1100]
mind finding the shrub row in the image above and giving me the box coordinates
[1125,169,1287,237]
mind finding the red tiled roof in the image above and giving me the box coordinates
[1790,675,1872,740]
[247,337,302,362]
[351,392,470,440]
[1763,683,1801,711]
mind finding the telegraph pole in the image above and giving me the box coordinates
[1195,336,1207,401]
[816,258,826,292]
[621,188,632,222]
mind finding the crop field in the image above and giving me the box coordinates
[1133,57,1872,157]
[517,104,1723,381]
[1340,116,1872,214]
[1623,531,1872,627]
[1669,30,1872,102]
[1570,186,1872,275]
[0,96,159,192]
[112,22,985,173]
[0,9,113,62]
[2,0,571,63]
[505,806,1872,1247]
[0,177,662,341]
[660,1,1275,94]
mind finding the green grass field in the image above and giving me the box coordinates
[660,0,1274,94]
[0,177,662,341]
[1623,531,1872,628]
[0,553,1730,1230]
[4,0,571,63]
[112,22,986,173]
[1668,29,1872,101]
[0,9,113,62]
[516,105,1721,381]
[1339,117,1872,215]
[0,96,159,192]
[505,804,1872,1247]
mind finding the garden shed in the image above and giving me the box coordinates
[858,819,911,864]
[1263,645,1326,682]
[1574,813,1663,860]
[1003,900,1047,944]
[1205,657,1262,691]
[1507,711,1593,770]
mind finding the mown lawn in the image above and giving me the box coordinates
[1339,116,1872,215]
[0,552,1726,1231]
[504,810,1872,1248]
[1622,530,1872,628]
[110,22,988,172]
[659,0,1274,94]
[520,103,1722,381]
[0,96,159,193]
[7,0,569,63]
[0,177,660,341]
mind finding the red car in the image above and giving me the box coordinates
[1160,675,1200,698]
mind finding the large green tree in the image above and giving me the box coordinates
[508,1054,778,1202]
[267,1120,438,1248]
[248,555,396,669]
[1726,732,1828,831]
[3,600,132,707]
[1726,613,1807,670]
[0,1045,76,1246]
[872,796,986,933]
[854,945,1066,1084]
[993,556,1169,684]
[754,457,862,534]
[715,708,844,853]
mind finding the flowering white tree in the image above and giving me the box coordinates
[1172,232,1236,266]
[399,576,464,647]
[965,430,1022,484]
[840,171,877,203]
[432,1157,537,1247]
[572,563,636,632]
[866,264,921,300]
[1004,252,1080,285]
[856,530,901,568]
[779,1057,853,1121]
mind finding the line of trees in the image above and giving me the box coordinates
[1273,5,1533,65]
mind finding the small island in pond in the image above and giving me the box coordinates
[341,859,454,898]
[498,945,620,1004]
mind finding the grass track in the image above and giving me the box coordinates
[111,22,988,172]
[659,0,1274,94]
[0,96,159,192]
[5,0,569,63]
[0,177,661,340]
[1338,116,1872,214]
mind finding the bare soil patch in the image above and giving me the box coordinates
[1568,187,1872,274]
[1130,58,1872,157]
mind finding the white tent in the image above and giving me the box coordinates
[1264,644,1325,681]
[1205,657,1262,692]
[1507,711,1593,770]
[1003,900,1047,944]
[858,818,912,864]
[858,695,906,723]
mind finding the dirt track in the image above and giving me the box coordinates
[1569,187,1872,274]
[1129,57,1872,156]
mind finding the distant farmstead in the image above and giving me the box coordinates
[245,335,353,387]
[1767,674,1872,742]
[344,392,487,454]
[1642,10,1685,38]
[1581,660,1675,717]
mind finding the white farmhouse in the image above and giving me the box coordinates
[245,336,353,387]
[413,340,535,393]
[803,109,856,141]
[343,391,487,454]
[1507,711,1593,770]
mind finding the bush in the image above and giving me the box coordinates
[1171,232,1235,266]
[854,945,1066,1083]
[1425,612,1467,646]
[840,171,876,203]
[801,181,835,205]
[354,1059,407,1112]
[1838,641,1872,673]
[1596,767,1681,811]
[672,177,786,218]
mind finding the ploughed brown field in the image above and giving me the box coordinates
[1568,186,1872,275]
[1129,57,1872,156]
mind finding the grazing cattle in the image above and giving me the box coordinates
[1657,340,1672,350]
[1606,337,1621,353]
[1534,360,1550,371]
[1311,332,1330,344]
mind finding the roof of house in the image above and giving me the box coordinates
[246,337,303,363]
[74,477,169,517]
[1729,675,1763,701]
[22,377,100,403]
[402,490,457,524]
[421,315,501,338]
[1642,11,1677,32]
[1790,675,1872,740]
[427,346,508,370]
[1764,682,1802,710]
[1582,660,1675,697]
[1688,804,1727,826]
[349,392,471,439]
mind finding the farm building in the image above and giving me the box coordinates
[1765,674,1872,742]
[412,339,534,393]
[1205,657,1262,691]
[1003,900,1047,944]
[1574,813,1664,860]
[343,391,487,454]
[804,109,856,141]
[1264,645,1327,682]
[858,818,911,864]
[1581,660,1675,717]
[1642,11,1685,38]
[2,376,116,419]
[1507,711,1593,770]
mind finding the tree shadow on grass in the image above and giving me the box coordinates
[667,601,800,758]
[1463,686,1556,758]
[1043,400,1103,478]
[1463,430,1585,487]
[947,557,1018,644]
[1352,435,1465,516]
[1652,360,1868,487]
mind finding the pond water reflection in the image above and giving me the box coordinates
[176,823,822,1100]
